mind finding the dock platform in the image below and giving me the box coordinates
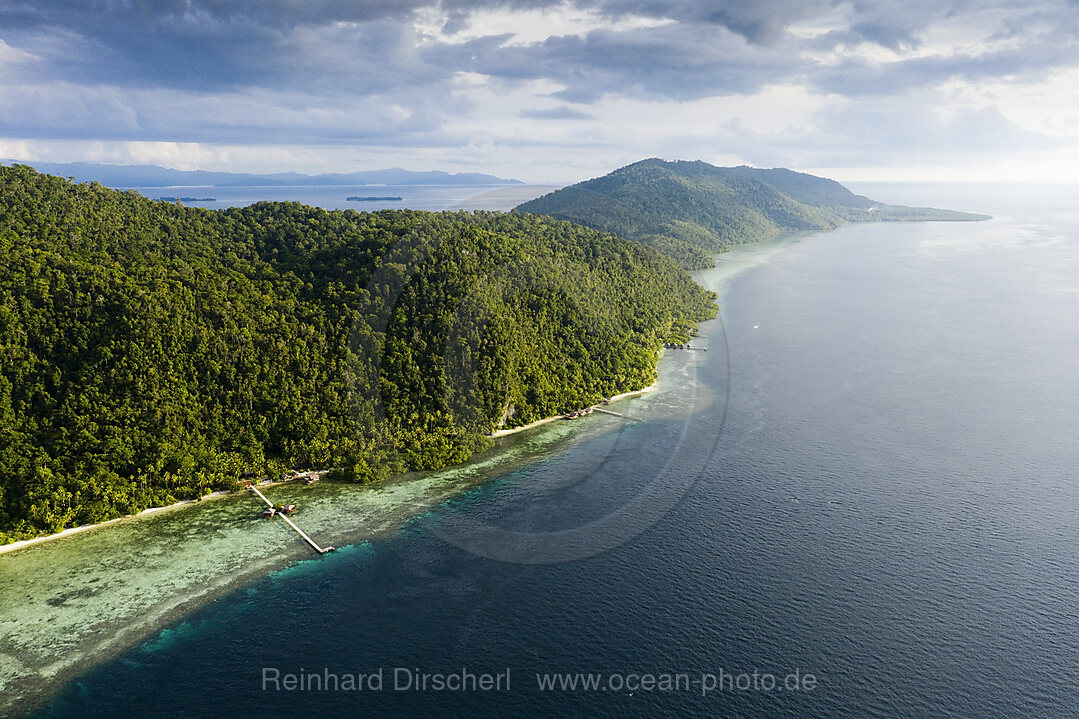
[249,486,335,554]
[592,407,643,422]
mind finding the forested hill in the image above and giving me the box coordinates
[0,164,716,542]
[516,159,990,269]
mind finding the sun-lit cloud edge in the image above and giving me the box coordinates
[2,0,1079,183]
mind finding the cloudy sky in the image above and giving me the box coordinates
[1,0,1078,183]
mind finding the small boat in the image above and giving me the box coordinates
[279,504,297,515]
[261,507,276,518]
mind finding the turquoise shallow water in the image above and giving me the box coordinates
[11,184,1079,717]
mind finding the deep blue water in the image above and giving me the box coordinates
[30,185,1079,718]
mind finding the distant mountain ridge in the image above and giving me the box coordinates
[1,161,521,188]
[516,159,989,268]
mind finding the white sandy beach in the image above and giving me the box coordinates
[0,474,327,555]
[488,381,657,438]
[1,378,662,555]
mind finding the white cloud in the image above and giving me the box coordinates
[0,38,36,66]
[415,3,675,47]
[940,68,1079,138]
[3,0,1079,182]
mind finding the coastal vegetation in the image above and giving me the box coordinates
[516,158,989,269]
[0,164,715,542]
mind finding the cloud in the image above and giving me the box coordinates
[5,1,1078,100]
[2,1,1079,181]
[698,90,1069,173]
[520,106,595,119]
[428,23,796,102]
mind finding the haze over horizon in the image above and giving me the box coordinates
[1,1,1077,185]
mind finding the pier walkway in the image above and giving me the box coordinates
[592,407,642,422]
[249,486,335,555]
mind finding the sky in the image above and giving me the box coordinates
[1,0,1078,184]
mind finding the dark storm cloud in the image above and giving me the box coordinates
[1,0,1077,144]
[817,43,1079,97]
[427,23,791,102]
[0,0,425,32]
[578,0,834,43]
[0,1,438,91]
[4,0,1076,93]
[0,0,826,92]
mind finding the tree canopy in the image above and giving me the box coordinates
[0,164,716,542]
[516,158,989,269]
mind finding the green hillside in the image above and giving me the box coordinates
[516,159,989,268]
[0,164,716,542]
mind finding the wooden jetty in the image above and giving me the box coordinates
[592,407,642,422]
[248,485,335,555]
[277,513,333,555]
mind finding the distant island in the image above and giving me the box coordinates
[517,158,990,269]
[156,196,216,203]
[0,160,522,188]
[347,195,402,202]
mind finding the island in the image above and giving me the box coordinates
[516,158,990,269]
[0,163,714,543]
[0,158,986,545]
[347,195,403,201]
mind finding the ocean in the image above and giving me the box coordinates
[119,183,560,212]
[7,183,1079,718]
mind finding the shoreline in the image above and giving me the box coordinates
[487,381,658,438]
[0,383,661,555]
[0,476,318,556]
[0,373,669,716]
[0,318,699,719]
[0,492,229,555]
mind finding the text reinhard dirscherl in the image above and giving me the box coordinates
[261,667,819,695]
[262,667,511,693]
